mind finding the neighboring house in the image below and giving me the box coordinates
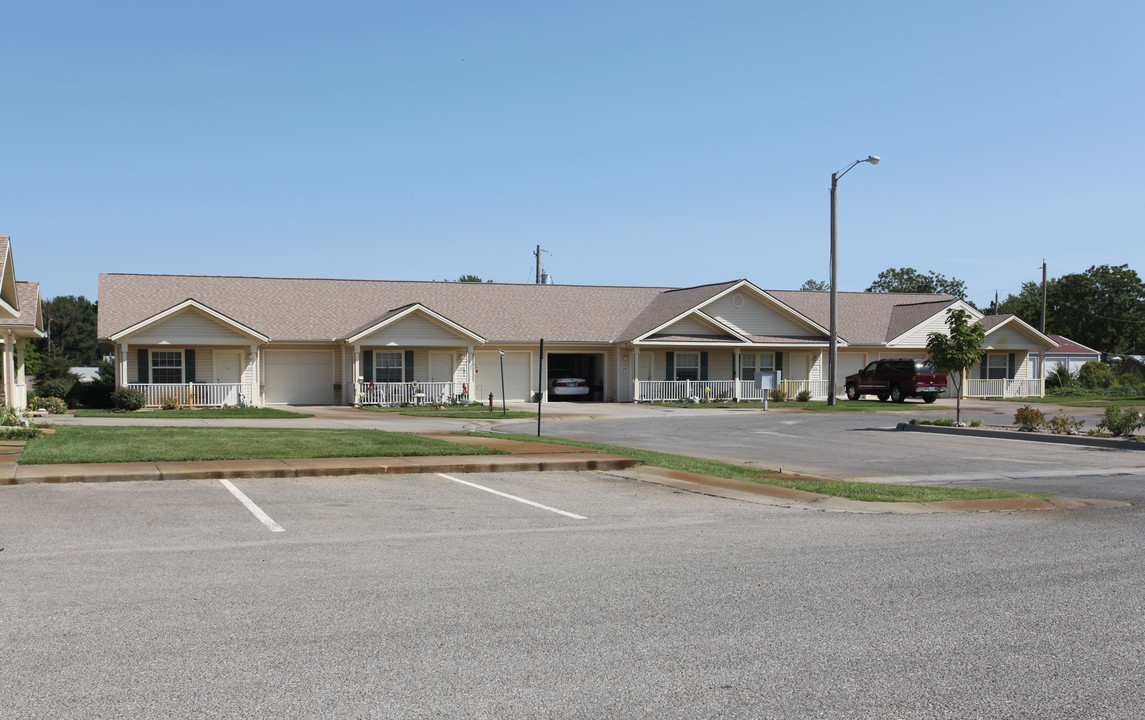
[0,236,47,410]
[1119,355,1145,382]
[1044,335,1102,378]
[96,273,1056,407]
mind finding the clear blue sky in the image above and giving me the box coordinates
[4,1,1143,309]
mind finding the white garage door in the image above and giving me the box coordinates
[264,350,333,405]
[836,353,868,393]
[474,351,532,402]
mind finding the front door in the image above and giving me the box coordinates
[215,352,242,405]
[638,354,652,381]
[430,353,454,383]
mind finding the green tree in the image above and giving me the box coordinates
[998,264,1144,355]
[800,279,829,292]
[457,274,485,283]
[926,308,986,425]
[866,268,968,300]
[35,295,100,366]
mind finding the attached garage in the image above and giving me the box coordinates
[547,352,605,401]
[264,349,334,405]
[474,351,532,402]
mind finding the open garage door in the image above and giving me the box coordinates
[547,352,605,401]
[474,351,531,402]
[264,350,333,405]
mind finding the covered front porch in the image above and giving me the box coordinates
[629,345,829,402]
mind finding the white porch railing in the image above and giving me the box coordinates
[634,379,829,402]
[966,378,1043,398]
[357,381,468,406]
[127,383,251,408]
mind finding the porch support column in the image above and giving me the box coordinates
[14,337,26,409]
[3,331,15,409]
[249,344,261,406]
[632,348,640,402]
[466,345,475,401]
[118,344,129,388]
[352,345,361,405]
[733,348,740,401]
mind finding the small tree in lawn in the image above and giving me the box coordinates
[926,308,986,425]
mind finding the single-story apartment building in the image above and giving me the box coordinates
[96,273,1056,407]
[1044,335,1102,377]
[0,236,46,410]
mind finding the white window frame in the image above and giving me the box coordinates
[375,351,404,383]
[676,353,699,381]
[987,353,1008,380]
[151,350,184,384]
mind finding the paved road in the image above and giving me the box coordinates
[3,471,1143,719]
[496,402,1145,501]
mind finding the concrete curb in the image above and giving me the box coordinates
[5,452,641,485]
[897,422,1145,450]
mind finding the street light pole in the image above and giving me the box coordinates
[828,155,880,406]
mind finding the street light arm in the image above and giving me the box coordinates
[834,156,880,182]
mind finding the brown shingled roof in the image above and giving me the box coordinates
[98,274,672,344]
[0,281,43,333]
[766,290,960,346]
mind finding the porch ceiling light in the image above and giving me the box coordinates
[828,154,881,406]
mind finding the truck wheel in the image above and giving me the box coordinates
[877,393,889,402]
[890,385,905,403]
[845,384,859,401]
[923,395,937,404]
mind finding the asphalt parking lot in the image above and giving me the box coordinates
[4,467,1145,719]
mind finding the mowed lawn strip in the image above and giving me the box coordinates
[471,432,1039,503]
[20,427,508,465]
[362,405,536,419]
[73,408,313,419]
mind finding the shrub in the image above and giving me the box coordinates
[1096,406,1143,438]
[111,387,147,412]
[1046,364,1076,389]
[1013,404,1045,432]
[33,377,76,401]
[68,381,113,409]
[770,385,787,402]
[160,396,185,411]
[0,426,41,440]
[795,388,812,402]
[1047,413,1085,435]
[1078,361,1114,390]
[969,419,983,427]
[28,395,69,414]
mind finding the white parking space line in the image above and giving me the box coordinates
[219,479,285,532]
[436,473,587,519]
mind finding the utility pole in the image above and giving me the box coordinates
[1040,260,1047,333]
[535,245,542,284]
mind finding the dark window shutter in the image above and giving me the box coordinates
[137,348,149,383]
[362,350,373,382]
[665,352,674,381]
[184,349,195,383]
[1008,353,1016,379]
[405,350,415,382]
[776,352,783,372]
[700,352,709,381]
[980,358,986,379]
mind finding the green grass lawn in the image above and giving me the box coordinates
[73,407,314,419]
[361,404,536,419]
[19,427,508,465]
[470,432,1038,503]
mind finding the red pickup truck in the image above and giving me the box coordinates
[844,359,947,403]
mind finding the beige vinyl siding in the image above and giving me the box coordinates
[358,315,469,347]
[984,325,1036,350]
[660,315,724,336]
[705,293,816,338]
[124,309,253,345]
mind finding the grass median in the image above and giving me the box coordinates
[19,427,508,465]
[646,400,944,411]
[468,432,1039,503]
[73,407,314,419]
